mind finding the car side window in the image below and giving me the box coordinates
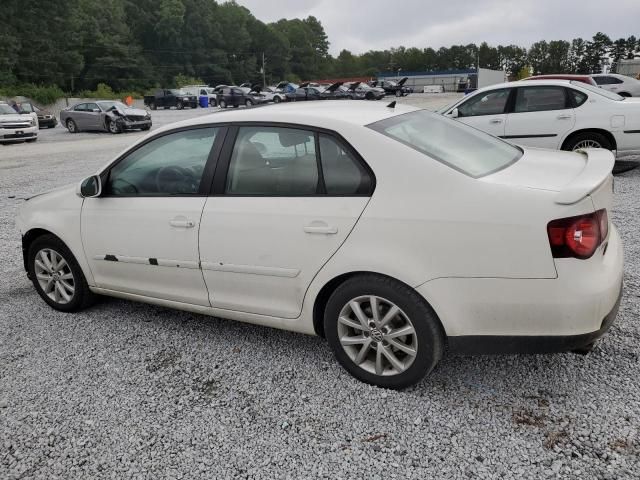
[106,128,218,196]
[568,89,588,107]
[74,103,87,112]
[86,103,100,112]
[457,89,510,117]
[226,126,318,195]
[319,134,372,195]
[610,76,624,84]
[514,86,568,113]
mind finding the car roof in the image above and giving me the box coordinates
[156,101,420,133]
[474,79,587,92]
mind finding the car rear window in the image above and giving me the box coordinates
[368,110,522,178]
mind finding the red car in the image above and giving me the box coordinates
[524,74,598,87]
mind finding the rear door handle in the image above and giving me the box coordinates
[557,114,573,120]
[170,218,195,228]
[304,222,338,235]
[489,118,503,124]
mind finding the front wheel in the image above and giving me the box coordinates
[273,96,281,103]
[149,101,157,110]
[219,100,227,109]
[209,98,217,107]
[324,274,444,389]
[245,99,253,107]
[107,119,121,134]
[176,101,184,110]
[28,234,96,312]
[395,90,402,97]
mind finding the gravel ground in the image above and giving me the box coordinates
[1,98,639,479]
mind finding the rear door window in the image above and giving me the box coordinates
[514,86,569,113]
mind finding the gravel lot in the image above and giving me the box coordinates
[1,97,639,479]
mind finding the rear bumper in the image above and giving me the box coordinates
[417,225,624,351]
[448,283,622,354]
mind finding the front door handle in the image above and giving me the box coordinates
[304,221,338,235]
[489,118,503,124]
[557,114,573,120]
[170,217,195,228]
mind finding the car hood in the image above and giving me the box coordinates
[109,105,148,117]
[0,113,33,123]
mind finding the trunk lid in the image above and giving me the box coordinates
[482,147,614,205]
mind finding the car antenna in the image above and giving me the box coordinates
[387,101,396,108]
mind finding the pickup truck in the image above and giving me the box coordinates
[143,89,198,110]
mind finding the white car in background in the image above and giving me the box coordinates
[0,102,38,144]
[592,73,640,97]
[17,102,623,389]
[181,85,218,107]
[439,80,640,162]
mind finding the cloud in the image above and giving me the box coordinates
[235,0,640,55]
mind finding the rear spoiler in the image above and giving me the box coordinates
[555,149,614,205]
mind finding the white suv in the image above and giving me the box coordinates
[0,102,38,144]
[592,73,640,97]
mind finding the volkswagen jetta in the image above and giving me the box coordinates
[17,102,623,389]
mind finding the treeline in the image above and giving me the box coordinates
[1,0,639,96]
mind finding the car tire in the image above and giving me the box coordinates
[219,100,227,109]
[141,125,151,131]
[324,274,444,389]
[209,99,217,107]
[28,234,96,313]
[233,104,239,108]
[365,92,374,100]
[395,90,402,97]
[149,102,157,110]
[563,132,612,152]
[107,119,121,134]
[66,119,78,133]
[274,96,281,103]
[177,101,184,110]
[245,99,253,107]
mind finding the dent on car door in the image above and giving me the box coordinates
[81,126,224,305]
[503,86,575,149]
[450,88,511,138]
[198,125,374,319]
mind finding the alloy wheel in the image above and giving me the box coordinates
[573,139,602,150]
[34,248,75,305]
[337,295,418,376]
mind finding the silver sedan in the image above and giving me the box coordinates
[60,101,152,134]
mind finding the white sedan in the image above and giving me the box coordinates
[592,73,640,97]
[17,101,623,389]
[439,79,640,160]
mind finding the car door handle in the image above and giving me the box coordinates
[557,114,573,119]
[304,222,338,235]
[489,118,503,124]
[169,218,195,228]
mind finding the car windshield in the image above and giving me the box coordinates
[0,104,17,114]
[571,81,625,101]
[368,110,522,178]
[97,101,127,111]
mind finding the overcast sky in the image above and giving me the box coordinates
[235,0,640,55]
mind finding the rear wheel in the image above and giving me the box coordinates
[176,101,184,110]
[219,100,227,109]
[563,132,612,152]
[209,98,217,107]
[245,99,253,107]
[28,234,96,312]
[395,90,402,97]
[149,101,157,110]
[274,96,281,103]
[66,119,77,133]
[324,274,444,389]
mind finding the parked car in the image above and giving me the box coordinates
[0,101,38,143]
[15,101,57,128]
[17,102,622,389]
[181,85,218,106]
[286,86,323,102]
[344,82,386,100]
[260,86,287,103]
[438,79,640,165]
[217,86,266,108]
[60,101,151,134]
[524,74,598,87]
[370,77,411,97]
[144,89,198,110]
[592,73,640,97]
[318,82,348,100]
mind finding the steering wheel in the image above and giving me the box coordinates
[155,165,196,193]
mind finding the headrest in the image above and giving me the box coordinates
[279,130,311,148]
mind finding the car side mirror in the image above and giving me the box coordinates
[451,108,460,118]
[77,175,102,198]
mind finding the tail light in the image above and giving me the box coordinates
[547,209,608,259]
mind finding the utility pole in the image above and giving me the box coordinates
[262,52,266,87]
